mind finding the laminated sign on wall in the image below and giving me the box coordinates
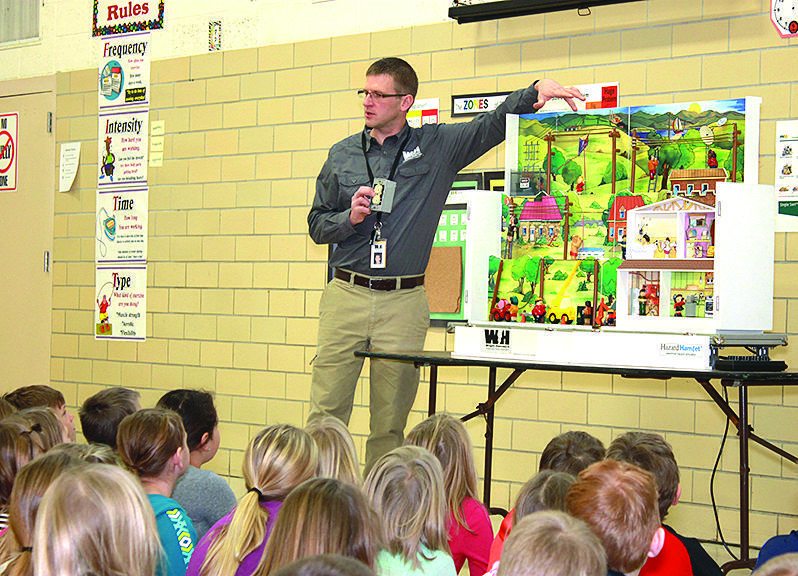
[0,113,18,192]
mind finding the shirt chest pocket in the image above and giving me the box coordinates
[397,161,430,179]
[338,172,371,207]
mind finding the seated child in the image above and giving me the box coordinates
[306,416,362,486]
[32,463,162,576]
[757,530,798,569]
[258,477,382,574]
[271,555,376,576]
[567,459,665,576]
[608,431,722,576]
[0,450,84,576]
[79,386,140,449]
[117,408,197,576]
[497,510,606,576]
[187,424,317,576]
[364,446,456,576]
[3,385,75,442]
[488,470,575,567]
[405,414,493,576]
[0,421,49,531]
[157,389,236,539]
[4,407,67,449]
[754,552,798,576]
[493,431,605,558]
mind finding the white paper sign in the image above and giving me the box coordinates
[59,142,81,192]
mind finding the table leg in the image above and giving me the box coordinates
[428,364,438,416]
[483,366,497,509]
[738,383,750,562]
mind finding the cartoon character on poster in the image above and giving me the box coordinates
[96,282,113,335]
[100,136,115,181]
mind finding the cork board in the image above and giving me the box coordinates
[425,245,462,313]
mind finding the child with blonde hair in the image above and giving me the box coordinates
[497,511,606,576]
[187,423,318,576]
[4,407,67,449]
[405,414,492,576]
[0,421,48,531]
[364,445,456,576]
[117,408,197,576]
[32,463,163,576]
[487,470,575,567]
[258,477,382,574]
[306,416,361,485]
[0,451,83,576]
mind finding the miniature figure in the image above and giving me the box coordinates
[648,155,658,179]
[581,300,593,326]
[505,214,519,258]
[575,175,586,194]
[707,149,718,168]
[531,298,547,323]
[673,294,686,317]
[638,288,648,316]
[569,234,583,259]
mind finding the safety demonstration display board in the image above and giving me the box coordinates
[453,95,778,371]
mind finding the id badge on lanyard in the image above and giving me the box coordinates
[362,129,411,270]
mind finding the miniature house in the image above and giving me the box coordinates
[626,196,716,260]
[607,195,646,244]
[616,182,774,334]
[518,195,562,243]
[669,168,727,201]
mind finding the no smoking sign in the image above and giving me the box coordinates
[0,113,18,191]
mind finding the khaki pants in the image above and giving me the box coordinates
[309,276,429,474]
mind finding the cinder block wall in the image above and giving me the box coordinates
[51,1,798,562]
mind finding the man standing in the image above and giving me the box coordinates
[308,57,583,471]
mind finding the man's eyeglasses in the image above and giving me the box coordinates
[357,89,407,101]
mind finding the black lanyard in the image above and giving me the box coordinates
[361,128,412,242]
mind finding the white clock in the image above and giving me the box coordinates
[772,0,798,38]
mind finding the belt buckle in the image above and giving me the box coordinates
[368,278,377,290]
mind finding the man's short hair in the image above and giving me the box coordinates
[607,431,679,521]
[566,460,660,574]
[4,385,65,410]
[366,57,418,98]
[497,511,606,576]
[539,431,606,476]
[79,387,141,449]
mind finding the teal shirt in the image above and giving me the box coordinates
[376,545,457,576]
[149,494,197,576]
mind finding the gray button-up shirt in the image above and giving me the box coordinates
[308,83,541,277]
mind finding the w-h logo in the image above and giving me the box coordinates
[483,328,511,351]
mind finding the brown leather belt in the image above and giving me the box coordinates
[334,269,425,291]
